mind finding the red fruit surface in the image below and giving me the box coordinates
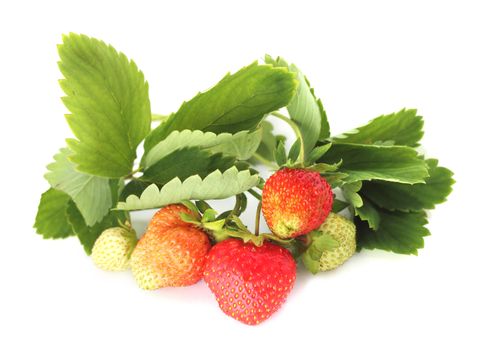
[131,225,211,290]
[146,204,198,233]
[262,168,333,238]
[203,239,296,325]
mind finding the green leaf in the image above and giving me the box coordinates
[274,140,287,167]
[356,209,429,255]
[120,179,152,201]
[342,181,363,208]
[302,230,339,274]
[354,198,380,230]
[320,143,429,184]
[144,61,297,151]
[253,121,286,163]
[361,159,455,211]
[58,33,151,178]
[45,148,115,226]
[333,109,423,147]
[265,55,329,155]
[306,161,341,173]
[66,201,126,255]
[34,188,73,239]
[117,167,260,211]
[332,198,349,213]
[143,129,261,168]
[141,148,235,185]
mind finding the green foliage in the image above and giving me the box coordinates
[274,140,287,167]
[34,34,454,260]
[356,209,429,255]
[342,181,363,208]
[143,129,261,168]
[144,61,297,151]
[117,167,260,211]
[321,143,429,184]
[45,148,115,226]
[66,201,127,255]
[141,148,235,185]
[354,198,380,230]
[361,159,455,211]
[302,230,339,274]
[265,55,330,156]
[334,109,424,147]
[34,188,73,239]
[252,121,286,164]
[58,33,151,178]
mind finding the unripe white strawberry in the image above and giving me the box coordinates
[92,227,137,271]
[318,213,356,271]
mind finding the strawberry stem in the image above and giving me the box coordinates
[254,201,262,236]
[270,111,306,165]
[247,188,262,200]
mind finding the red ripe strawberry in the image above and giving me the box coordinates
[262,168,333,239]
[203,239,296,325]
[131,225,210,290]
[146,204,198,233]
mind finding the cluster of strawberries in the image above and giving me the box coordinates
[91,168,357,325]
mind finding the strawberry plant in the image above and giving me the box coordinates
[34,33,454,325]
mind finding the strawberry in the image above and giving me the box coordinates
[146,204,198,233]
[91,227,137,271]
[318,213,356,271]
[262,168,333,239]
[130,225,210,290]
[203,238,296,325]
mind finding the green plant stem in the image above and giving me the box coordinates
[125,166,143,179]
[248,188,262,201]
[254,201,262,236]
[270,111,305,165]
[151,114,170,122]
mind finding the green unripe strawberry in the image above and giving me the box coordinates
[92,227,138,271]
[318,213,356,271]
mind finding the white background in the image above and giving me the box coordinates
[1,1,488,349]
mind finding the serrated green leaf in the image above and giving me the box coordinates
[306,161,341,173]
[320,143,429,184]
[120,179,152,201]
[34,188,73,239]
[45,148,114,226]
[143,129,261,168]
[354,198,380,230]
[117,167,260,211]
[362,159,455,211]
[58,33,151,178]
[274,140,287,166]
[141,148,235,185]
[343,181,364,208]
[265,56,329,155]
[66,201,127,255]
[334,109,423,147]
[144,61,297,151]
[356,209,429,255]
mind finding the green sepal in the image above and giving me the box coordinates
[308,143,332,164]
[302,230,339,274]
[274,140,287,167]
